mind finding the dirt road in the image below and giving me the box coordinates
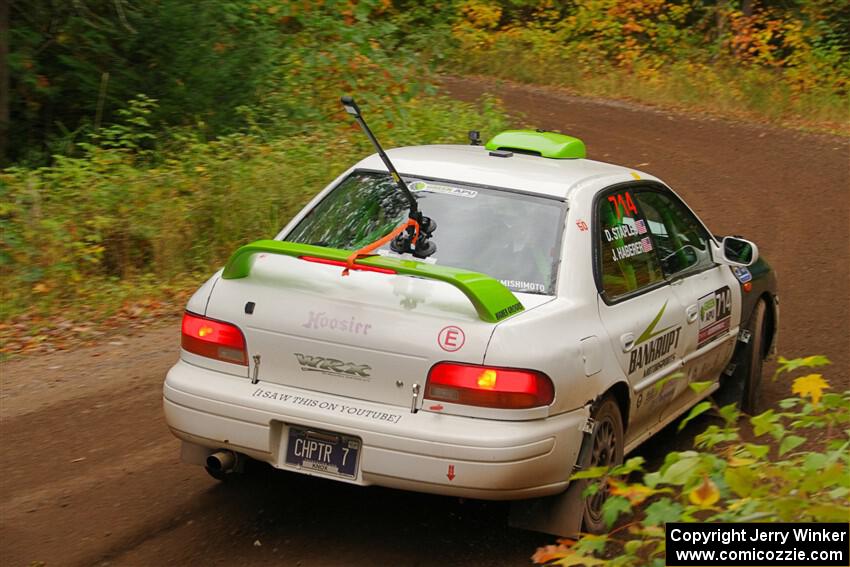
[2,77,848,566]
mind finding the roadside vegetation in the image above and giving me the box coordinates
[440,0,849,133]
[2,1,847,350]
[2,4,847,562]
[532,355,850,566]
[1,1,508,353]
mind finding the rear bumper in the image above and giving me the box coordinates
[163,359,588,500]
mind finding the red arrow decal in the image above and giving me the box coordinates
[447,464,455,481]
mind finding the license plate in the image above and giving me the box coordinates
[284,426,361,478]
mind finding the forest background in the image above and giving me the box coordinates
[1,0,848,345]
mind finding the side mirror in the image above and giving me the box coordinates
[714,236,758,267]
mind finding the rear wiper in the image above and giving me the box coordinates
[340,96,437,258]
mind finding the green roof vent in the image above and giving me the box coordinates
[484,129,586,159]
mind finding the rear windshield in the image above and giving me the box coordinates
[285,171,565,295]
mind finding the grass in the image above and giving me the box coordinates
[451,43,850,136]
[0,94,509,353]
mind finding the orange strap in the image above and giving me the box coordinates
[342,218,420,276]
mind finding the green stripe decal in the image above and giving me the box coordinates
[635,300,674,345]
[221,240,524,323]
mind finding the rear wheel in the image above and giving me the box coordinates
[582,397,624,534]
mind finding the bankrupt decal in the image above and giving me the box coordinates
[630,301,682,376]
[629,326,682,375]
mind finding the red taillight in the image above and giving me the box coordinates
[181,312,247,365]
[299,256,396,275]
[425,362,554,410]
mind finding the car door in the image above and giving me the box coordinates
[594,184,688,441]
[634,188,742,421]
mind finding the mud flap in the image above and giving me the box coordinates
[508,416,596,537]
[181,441,213,466]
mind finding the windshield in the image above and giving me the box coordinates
[285,171,566,295]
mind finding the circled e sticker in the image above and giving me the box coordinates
[437,326,465,352]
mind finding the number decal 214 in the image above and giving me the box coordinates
[608,192,638,220]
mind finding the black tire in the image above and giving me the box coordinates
[582,397,625,534]
[740,300,767,414]
[715,299,767,414]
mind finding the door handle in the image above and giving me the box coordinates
[620,332,635,352]
[686,304,699,323]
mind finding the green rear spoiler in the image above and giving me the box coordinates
[221,240,525,323]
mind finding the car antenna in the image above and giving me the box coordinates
[341,96,436,258]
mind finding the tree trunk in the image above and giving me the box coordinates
[0,0,9,166]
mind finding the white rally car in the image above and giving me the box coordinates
[163,101,778,535]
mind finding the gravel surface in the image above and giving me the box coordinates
[2,76,848,566]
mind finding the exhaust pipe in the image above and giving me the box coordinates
[206,450,237,474]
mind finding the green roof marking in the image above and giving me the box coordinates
[485,130,586,159]
[221,240,525,323]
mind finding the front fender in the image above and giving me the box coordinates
[735,257,778,359]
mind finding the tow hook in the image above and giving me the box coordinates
[251,354,261,384]
[410,383,420,414]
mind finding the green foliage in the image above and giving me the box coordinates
[9,1,286,163]
[2,0,512,328]
[445,0,850,133]
[539,355,849,566]
[8,1,849,168]
[4,1,846,334]
[0,93,508,323]
[8,0,431,164]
